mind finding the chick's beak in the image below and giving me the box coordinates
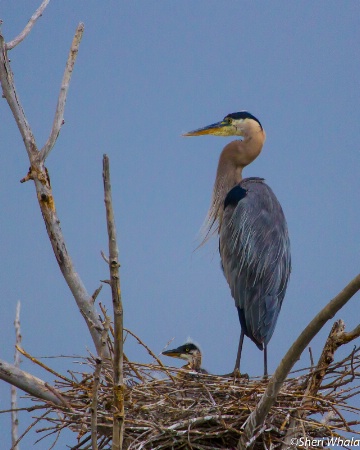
[162,348,186,360]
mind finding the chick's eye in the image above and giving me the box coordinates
[185,347,189,352]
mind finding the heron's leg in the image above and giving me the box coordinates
[234,330,244,372]
[263,344,268,379]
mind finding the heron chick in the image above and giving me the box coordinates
[184,111,291,378]
[162,342,208,374]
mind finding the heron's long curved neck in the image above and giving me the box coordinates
[203,127,265,240]
[210,152,244,230]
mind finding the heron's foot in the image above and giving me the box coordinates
[218,369,249,380]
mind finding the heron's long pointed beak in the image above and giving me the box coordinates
[183,120,236,137]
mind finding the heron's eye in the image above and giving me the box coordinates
[224,117,232,124]
[185,347,190,352]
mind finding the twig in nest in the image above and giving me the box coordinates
[9,339,360,450]
[308,346,314,368]
[124,328,176,383]
[16,346,73,384]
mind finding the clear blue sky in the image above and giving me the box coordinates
[1,1,359,447]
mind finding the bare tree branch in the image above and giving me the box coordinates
[39,23,84,161]
[102,155,125,450]
[91,316,110,450]
[0,34,37,159]
[91,356,101,450]
[5,0,50,50]
[11,302,21,450]
[237,273,360,450]
[0,19,110,360]
[0,359,62,406]
[303,320,345,408]
[281,319,360,449]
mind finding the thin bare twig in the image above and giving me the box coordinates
[44,383,74,410]
[16,346,73,384]
[39,23,84,161]
[10,411,50,450]
[6,0,50,50]
[102,155,125,450]
[238,273,360,450]
[308,346,314,368]
[124,328,164,368]
[11,302,21,450]
[101,250,110,265]
[92,285,103,304]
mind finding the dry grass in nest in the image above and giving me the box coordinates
[17,335,360,450]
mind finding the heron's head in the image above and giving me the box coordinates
[162,342,202,368]
[183,111,263,137]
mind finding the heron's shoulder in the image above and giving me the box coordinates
[224,177,277,210]
[240,177,275,195]
[224,178,267,207]
[240,176,266,186]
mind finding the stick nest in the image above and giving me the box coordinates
[23,337,360,450]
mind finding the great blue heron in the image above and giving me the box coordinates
[162,341,208,374]
[184,111,291,377]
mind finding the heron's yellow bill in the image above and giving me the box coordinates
[183,120,236,137]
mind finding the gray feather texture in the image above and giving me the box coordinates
[219,177,291,348]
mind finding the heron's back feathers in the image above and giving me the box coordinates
[220,177,291,347]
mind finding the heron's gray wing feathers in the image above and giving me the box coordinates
[220,178,291,347]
